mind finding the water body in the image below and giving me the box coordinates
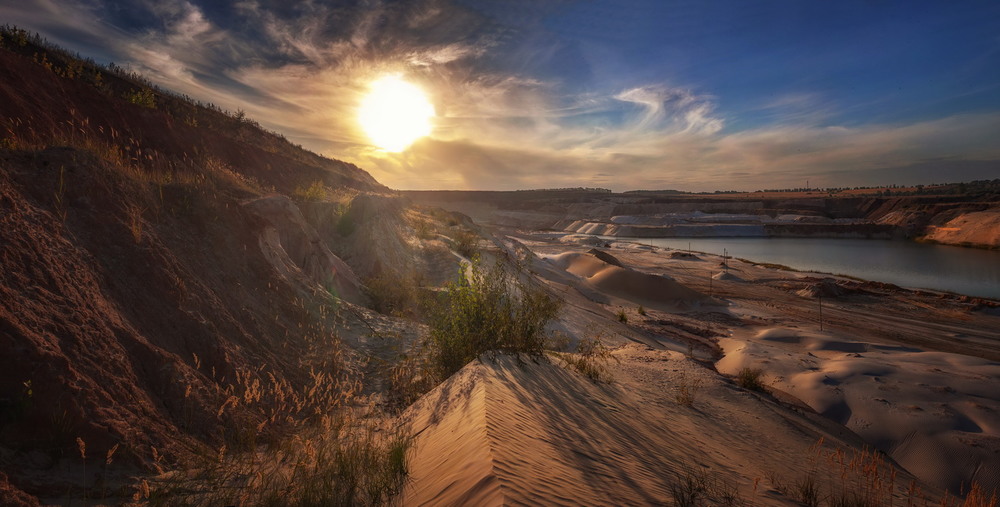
[609,237,1000,299]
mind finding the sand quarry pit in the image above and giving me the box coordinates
[398,232,1000,504]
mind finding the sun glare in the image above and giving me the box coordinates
[358,75,434,152]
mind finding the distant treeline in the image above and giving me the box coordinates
[516,187,612,193]
[623,189,686,194]
[755,179,1000,197]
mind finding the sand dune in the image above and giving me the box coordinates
[403,350,934,505]
[718,326,1000,494]
[544,252,716,311]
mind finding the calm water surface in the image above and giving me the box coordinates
[610,237,1000,299]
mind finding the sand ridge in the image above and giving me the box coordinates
[403,348,938,505]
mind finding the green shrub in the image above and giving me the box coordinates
[452,229,479,258]
[736,367,767,392]
[294,180,328,201]
[637,305,647,316]
[425,258,561,379]
[125,88,156,108]
[337,208,356,237]
[365,272,418,318]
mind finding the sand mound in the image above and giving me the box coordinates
[587,266,710,309]
[797,278,850,298]
[668,250,700,260]
[544,252,611,278]
[712,271,743,281]
[719,327,1000,494]
[546,252,713,310]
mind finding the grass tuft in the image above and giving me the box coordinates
[556,331,619,382]
[674,373,703,407]
[736,367,767,392]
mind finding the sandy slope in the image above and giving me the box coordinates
[403,350,935,505]
[398,232,1000,504]
[717,327,1000,495]
[922,209,1000,249]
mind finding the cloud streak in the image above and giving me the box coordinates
[2,0,998,191]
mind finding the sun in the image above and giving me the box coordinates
[358,75,434,152]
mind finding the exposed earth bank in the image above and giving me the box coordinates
[405,188,1000,248]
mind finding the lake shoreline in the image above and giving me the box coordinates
[563,234,1000,300]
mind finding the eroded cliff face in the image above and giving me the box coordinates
[920,210,1000,248]
[866,198,999,248]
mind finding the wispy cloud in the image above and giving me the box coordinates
[2,0,998,191]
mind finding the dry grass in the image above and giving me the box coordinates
[556,331,619,382]
[767,438,999,507]
[674,372,703,407]
[125,203,145,244]
[144,411,410,506]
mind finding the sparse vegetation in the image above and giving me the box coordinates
[413,218,434,240]
[556,331,619,382]
[637,304,647,316]
[364,271,421,318]
[671,471,708,507]
[294,180,329,202]
[736,367,767,392]
[337,207,357,236]
[125,87,156,108]
[452,229,479,258]
[674,372,703,407]
[145,414,411,506]
[424,258,561,380]
[616,308,629,323]
[759,438,1000,507]
[794,473,820,506]
[126,203,145,244]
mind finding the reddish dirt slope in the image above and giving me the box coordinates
[0,42,384,502]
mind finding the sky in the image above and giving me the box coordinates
[3,0,999,191]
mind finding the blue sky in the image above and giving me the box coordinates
[3,0,999,191]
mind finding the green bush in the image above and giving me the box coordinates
[125,88,156,108]
[452,229,479,258]
[425,258,561,379]
[337,207,356,237]
[365,272,419,318]
[736,367,767,392]
[294,180,328,201]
